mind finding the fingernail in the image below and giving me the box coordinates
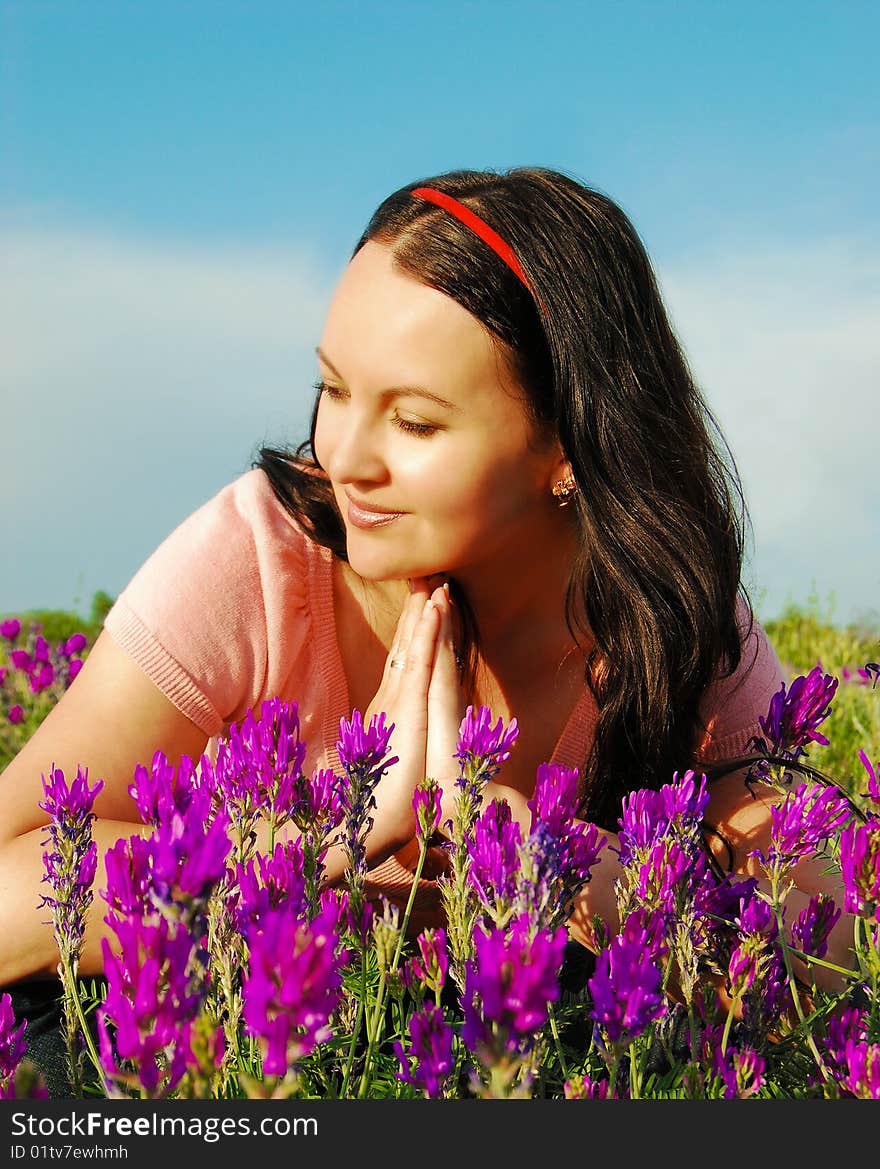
[442,581,450,595]
[424,599,435,614]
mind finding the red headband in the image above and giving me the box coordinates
[410,186,532,293]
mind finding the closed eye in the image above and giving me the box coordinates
[314,379,347,401]
[391,413,440,437]
[315,380,440,438]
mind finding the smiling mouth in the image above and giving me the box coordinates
[345,497,406,530]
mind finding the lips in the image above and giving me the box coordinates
[345,494,406,530]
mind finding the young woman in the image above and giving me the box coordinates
[0,166,852,1000]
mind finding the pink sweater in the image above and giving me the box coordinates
[105,468,787,910]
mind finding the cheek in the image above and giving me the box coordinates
[423,449,539,530]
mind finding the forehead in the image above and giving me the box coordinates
[319,240,522,410]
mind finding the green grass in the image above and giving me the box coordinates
[761,595,880,804]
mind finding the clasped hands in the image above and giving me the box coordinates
[364,575,464,870]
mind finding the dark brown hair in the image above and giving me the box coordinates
[256,166,753,830]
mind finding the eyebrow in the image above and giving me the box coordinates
[315,347,462,413]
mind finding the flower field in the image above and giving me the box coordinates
[1,599,879,1101]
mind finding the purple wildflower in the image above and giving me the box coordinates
[405,928,449,999]
[737,890,779,941]
[588,908,668,1045]
[710,1033,766,1099]
[29,655,55,694]
[754,781,853,875]
[725,889,788,1032]
[345,895,374,948]
[285,767,346,904]
[334,709,398,896]
[839,820,880,921]
[528,761,581,835]
[290,767,345,837]
[413,777,443,843]
[206,698,309,859]
[0,993,27,1095]
[515,811,607,935]
[558,819,607,889]
[336,707,397,777]
[461,914,567,1057]
[62,633,88,657]
[564,1072,610,1099]
[128,750,202,828]
[858,749,880,809]
[247,697,308,825]
[242,899,348,1078]
[824,1006,868,1081]
[527,761,607,905]
[634,837,697,916]
[394,1002,455,1099]
[789,892,841,959]
[0,618,21,640]
[7,704,23,724]
[455,704,519,792]
[698,875,760,939]
[743,947,787,1033]
[39,764,105,971]
[467,798,523,915]
[728,888,779,999]
[100,914,203,1097]
[835,1042,880,1099]
[727,944,761,998]
[0,993,46,1100]
[150,801,231,909]
[102,834,154,921]
[617,769,709,866]
[758,666,838,755]
[102,784,229,974]
[234,839,309,930]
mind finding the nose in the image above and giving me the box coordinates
[317,403,388,486]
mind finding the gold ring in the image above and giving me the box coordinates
[389,656,407,670]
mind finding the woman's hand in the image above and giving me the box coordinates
[425,580,466,835]
[363,576,463,860]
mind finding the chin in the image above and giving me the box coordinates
[345,544,440,583]
[344,523,460,580]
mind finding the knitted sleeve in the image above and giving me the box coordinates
[693,597,788,765]
[103,469,310,736]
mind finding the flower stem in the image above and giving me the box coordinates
[391,837,428,973]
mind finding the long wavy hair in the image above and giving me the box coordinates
[256,166,753,831]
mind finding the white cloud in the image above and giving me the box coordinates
[1,221,336,614]
[658,237,880,628]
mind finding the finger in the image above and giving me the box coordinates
[387,578,432,671]
[396,596,441,680]
[427,585,460,697]
[426,586,466,811]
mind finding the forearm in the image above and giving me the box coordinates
[0,820,152,986]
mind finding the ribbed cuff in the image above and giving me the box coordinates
[103,598,223,735]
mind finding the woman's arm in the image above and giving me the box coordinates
[0,630,211,983]
[703,768,857,992]
[559,769,857,994]
[0,581,454,986]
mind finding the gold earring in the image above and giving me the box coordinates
[552,476,577,507]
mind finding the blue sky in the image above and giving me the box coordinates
[3,0,879,629]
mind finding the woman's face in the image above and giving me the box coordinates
[313,240,564,583]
